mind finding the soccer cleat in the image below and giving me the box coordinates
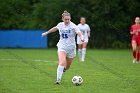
[79,58,82,62]
[132,59,136,63]
[56,79,61,84]
[81,60,85,62]
[63,68,66,72]
[81,58,84,62]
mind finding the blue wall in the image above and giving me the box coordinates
[0,30,47,48]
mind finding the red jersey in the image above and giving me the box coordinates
[130,24,140,36]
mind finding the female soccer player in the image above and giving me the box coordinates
[77,17,91,62]
[130,17,140,63]
[42,11,84,84]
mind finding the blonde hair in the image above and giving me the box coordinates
[62,10,71,18]
[80,17,86,20]
[136,17,140,19]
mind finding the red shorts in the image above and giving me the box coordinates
[132,35,140,46]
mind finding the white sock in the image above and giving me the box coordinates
[57,65,64,81]
[82,48,86,61]
[78,49,82,60]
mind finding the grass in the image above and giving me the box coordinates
[0,49,140,93]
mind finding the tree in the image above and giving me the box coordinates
[0,0,140,48]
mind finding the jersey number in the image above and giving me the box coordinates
[62,33,68,38]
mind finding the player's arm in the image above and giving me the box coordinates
[130,26,137,35]
[87,25,91,37]
[130,31,134,35]
[75,25,84,42]
[130,30,137,35]
[77,32,84,42]
[42,27,58,37]
[88,31,90,38]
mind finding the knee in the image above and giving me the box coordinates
[59,60,66,66]
[138,47,140,53]
[58,58,66,66]
[59,61,66,66]
[132,47,137,51]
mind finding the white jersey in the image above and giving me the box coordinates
[77,24,90,44]
[77,24,90,38]
[56,22,80,49]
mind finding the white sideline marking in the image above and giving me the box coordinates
[0,58,58,63]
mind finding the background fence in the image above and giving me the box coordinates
[0,30,47,48]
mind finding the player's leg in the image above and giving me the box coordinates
[78,44,82,61]
[136,38,140,63]
[136,46,140,63]
[132,40,137,63]
[65,57,73,70]
[56,51,66,84]
[81,42,88,62]
[77,36,82,61]
[64,48,76,71]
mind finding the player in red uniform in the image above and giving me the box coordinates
[130,17,140,63]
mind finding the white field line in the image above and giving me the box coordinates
[0,58,58,63]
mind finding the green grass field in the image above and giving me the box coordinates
[0,49,140,93]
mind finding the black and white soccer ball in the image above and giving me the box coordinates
[72,75,83,85]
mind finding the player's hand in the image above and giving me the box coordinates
[133,30,138,35]
[80,34,85,42]
[42,33,47,37]
[133,30,138,33]
[81,38,85,42]
[81,39,85,42]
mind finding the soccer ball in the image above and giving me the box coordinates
[72,75,83,85]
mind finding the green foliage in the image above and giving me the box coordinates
[0,0,140,48]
